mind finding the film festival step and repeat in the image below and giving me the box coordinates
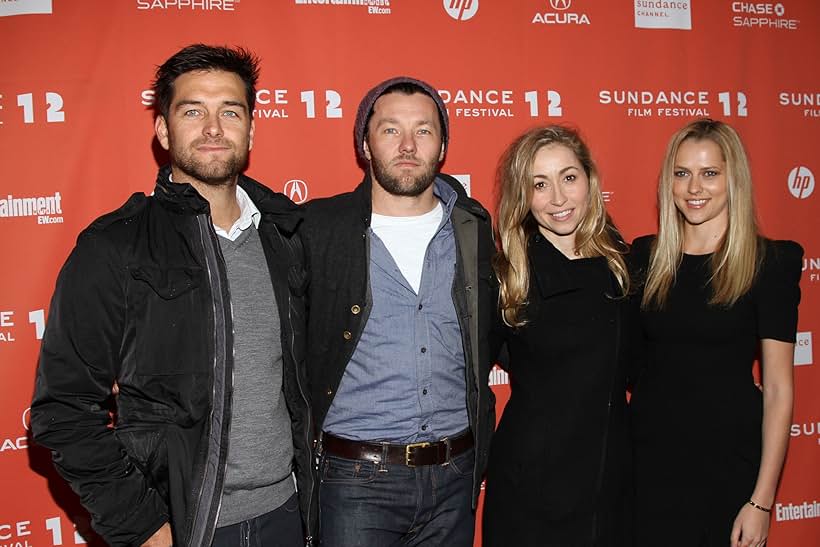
[1,1,817,545]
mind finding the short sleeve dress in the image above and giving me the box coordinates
[629,236,803,547]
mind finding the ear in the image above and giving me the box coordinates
[155,115,170,151]
[363,138,372,161]
[438,142,445,162]
[248,119,256,151]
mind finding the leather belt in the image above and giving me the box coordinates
[321,430,473,467]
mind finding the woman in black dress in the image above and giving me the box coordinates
[631,119,802,547]
[483,126,633,546]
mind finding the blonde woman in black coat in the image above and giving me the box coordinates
[482,126,634,546]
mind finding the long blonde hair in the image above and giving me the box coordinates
[642,119,762,309]
[495,125,629,327]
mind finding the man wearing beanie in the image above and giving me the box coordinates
[301,76,499,546]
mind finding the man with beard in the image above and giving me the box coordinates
[30,45,315,547]
[301,77,499,546]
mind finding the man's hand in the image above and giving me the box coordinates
[141,523,172,547]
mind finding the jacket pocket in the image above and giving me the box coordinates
[128,265,209,375]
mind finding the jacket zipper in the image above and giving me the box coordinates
[187,214,232,547]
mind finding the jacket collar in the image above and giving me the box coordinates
[351,170,489,227]
[153,165,302,234]
[529,233,582,299]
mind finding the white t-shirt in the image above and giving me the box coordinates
[370,202,444,293]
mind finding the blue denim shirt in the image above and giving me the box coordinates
[323,179,470,442]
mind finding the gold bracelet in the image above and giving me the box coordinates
[748,500,772,513]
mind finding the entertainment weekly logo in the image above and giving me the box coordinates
[136,0,239,10]
[0,192,64,225]
[293,0,392,16]
[787,166,814,199]
[775,500,820,522]
[532,0,591,25]
[443,0,478,21]
[778,91,820,118]
[731,2,800,30]
[634,0,691,30]
[598,89,749,119]
[0,0,51,17]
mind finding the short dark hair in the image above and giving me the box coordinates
[152,44,260,118]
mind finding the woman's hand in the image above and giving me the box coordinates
[730,502,769,547]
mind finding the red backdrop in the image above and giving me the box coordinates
[1,1,818,545]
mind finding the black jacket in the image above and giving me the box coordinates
[301,173,499,507]
[30,167,316,546]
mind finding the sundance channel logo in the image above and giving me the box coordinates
[793,332,812,367]
[634,0,691,30]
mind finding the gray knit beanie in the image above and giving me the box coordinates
[354,76,449,166]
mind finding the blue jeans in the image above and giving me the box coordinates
[319,447,475,547]
[211,493,303,547]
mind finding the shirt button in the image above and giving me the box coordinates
[420,347,427,353]
[418,303,423,310]
[343,331,352,340]
[421,425,428,431]
[351,304,361,314]
[422,389,428,395]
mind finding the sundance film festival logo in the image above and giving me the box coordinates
[598,89,749,118]
[533,0,590,25]
[137,0,238,10]
[294,0,392,15]
[804,257,820,283]
[284,179,309,204]
[787,166,814,199]
[778,91,820,118]
[443,0,478,21]
[732,2,800,30]
[0,192,64,224]
[634,0,691,30]
[0,0,51,17]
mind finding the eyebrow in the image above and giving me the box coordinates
[375,117,435,127]
[173,99,248,111]
[533,165,579,178]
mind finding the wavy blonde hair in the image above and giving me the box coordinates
[642,119,762,309]
[494,125,629,327]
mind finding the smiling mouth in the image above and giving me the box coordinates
[687,199,708,207]
[551,209,573,220]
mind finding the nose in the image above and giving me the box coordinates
[203,112,224,138]
[550,183,567,206]
[687,175,703,194]
[398,132,416,154]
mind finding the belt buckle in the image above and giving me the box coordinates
[405,441,431,467]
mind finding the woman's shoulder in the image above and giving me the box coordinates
[760,238,804,279]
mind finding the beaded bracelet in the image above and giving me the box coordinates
[748,500,772,513]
